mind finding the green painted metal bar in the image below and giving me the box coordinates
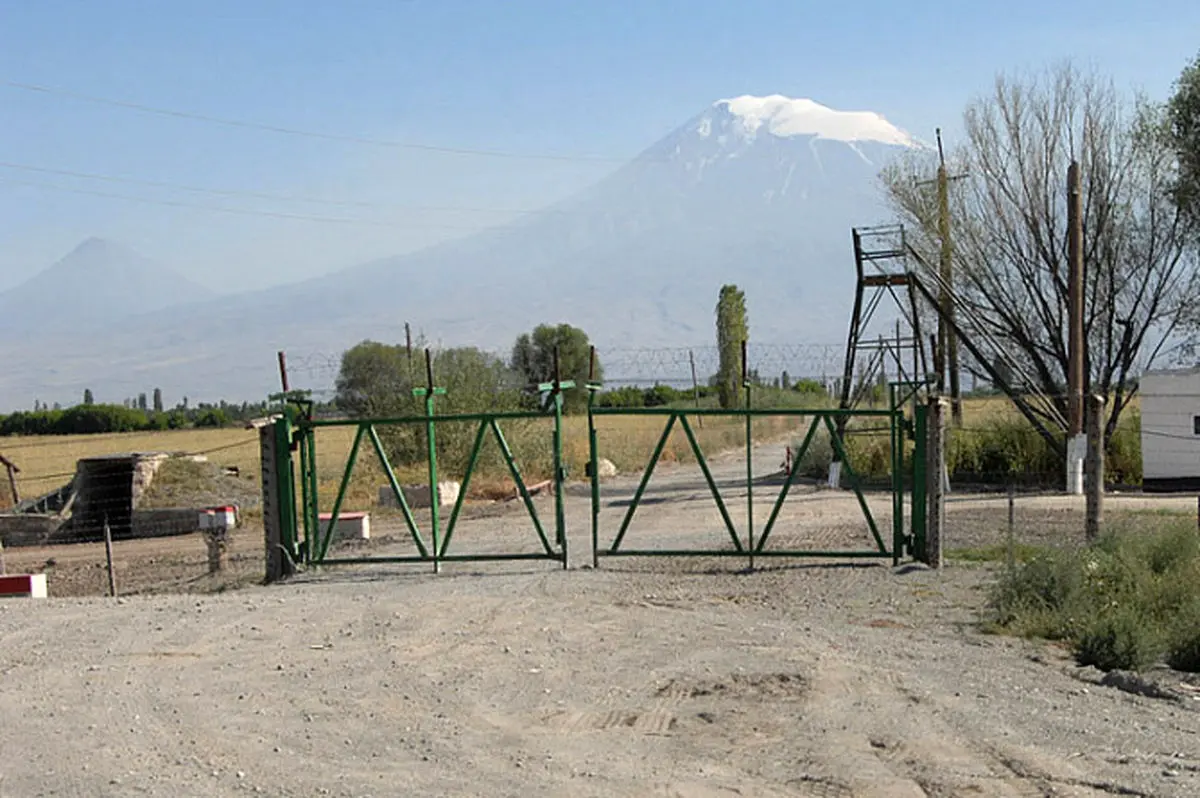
[491,419,556,556]
[320,552,566,565]
[304,410,556,427]
[366,424,429,558]
[911,403,928,561]
[304,407,898,427]
[306,427,320,562]
[422,389,441,574]
[273,417,300,564]
[552,389,568,570]
[744,375,755,571]
[297,428,312,561]
[597,549,892,559]
[678,415,743,552]
[609,414,677,553]
[822,415,889,554]
[757,416,822,552]
[317,423,365,561]
[440,419,489,557]
[889,384,904,567]
[587,387,600,569]
[588,407,898,418]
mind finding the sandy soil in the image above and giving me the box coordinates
[3,441,1198,797]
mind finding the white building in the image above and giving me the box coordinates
[1140,367,1200,492]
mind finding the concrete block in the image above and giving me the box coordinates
[318,512,370,541]
[379,482,460,509]
[0,573,47,598]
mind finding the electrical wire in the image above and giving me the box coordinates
[1,78,635,163]
[0,176,505,229]
[0,160,552,215]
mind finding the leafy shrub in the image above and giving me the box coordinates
[1075,609,1164,671]
[1166,601,1200,672]
[990,520,1200,672]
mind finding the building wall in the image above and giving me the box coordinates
[1140,369,1200,491]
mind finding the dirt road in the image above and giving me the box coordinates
[3,441,1198,797]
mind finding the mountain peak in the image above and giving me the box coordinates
[710,94,917,147]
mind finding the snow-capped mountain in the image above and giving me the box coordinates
[0,96,920,407]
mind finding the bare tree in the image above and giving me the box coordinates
[884,64,1199,446]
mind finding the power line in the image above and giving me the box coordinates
[0,160,552,215]
[2,78,634,163]
[0,176,505,229]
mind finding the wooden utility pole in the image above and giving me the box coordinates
[1066,161,1086,495]
[935,130,963,425]
[926,397,947,569]
[1067,162,1085,437]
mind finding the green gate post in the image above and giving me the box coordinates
[911,403,928,561]
[273,416,300,564]
[414,350,446,574]
[586,347,601,569]
[742,341,755,571]
[539,347,574,570]
[889,384,903,567]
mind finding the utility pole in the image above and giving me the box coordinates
[1067,161,1086,495]
[918,130,966,424]
[936,130,963,426]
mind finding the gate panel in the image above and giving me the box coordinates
[587,405,914,568]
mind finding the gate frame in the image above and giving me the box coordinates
[585,379,927,569]
[265,351,574,573]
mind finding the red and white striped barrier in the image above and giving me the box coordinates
[0,574,48,598]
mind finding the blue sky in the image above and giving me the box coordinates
[1,0,1196,292]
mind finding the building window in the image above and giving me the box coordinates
[1194,415,1200,435]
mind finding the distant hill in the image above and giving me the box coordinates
[0,237,215,334]
[0,96,919,408]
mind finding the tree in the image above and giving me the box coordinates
[715,285,748,409]
[335,340,525,473]
[1167,50,1200,227]
[82,389,94,406]
[509,323,600,413]
[152,388,164,413]
[137,393,147,411]
[335,340,415,417]
[883,63,1199,446]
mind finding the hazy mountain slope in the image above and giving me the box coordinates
[0,96,919,408]
[0,238,215,336]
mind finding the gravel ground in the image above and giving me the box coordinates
[2,441,1198,797]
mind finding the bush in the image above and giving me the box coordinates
[989,520,1200,672]
[1166,601,1200,672]
[1075,609,1164,671]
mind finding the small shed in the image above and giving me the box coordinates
[1140,367,1200,492]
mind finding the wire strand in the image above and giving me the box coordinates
[2,78,635,163]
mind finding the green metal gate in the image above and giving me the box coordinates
[269,369,574,572]
[261,371,928,576]
[584,386,927,569]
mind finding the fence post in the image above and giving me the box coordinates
[911,403,928,561]
[925,397,946,569]
[103,515,118,597]
[1085,393,1105,542]
[1007,483,1016,573]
